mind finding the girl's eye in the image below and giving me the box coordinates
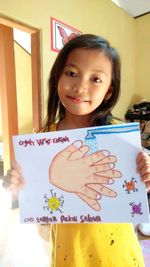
[91,77,102,83]
[65,71,77,77]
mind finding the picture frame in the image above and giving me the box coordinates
[50,17,82,52]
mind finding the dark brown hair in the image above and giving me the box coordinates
[42,34,121,131]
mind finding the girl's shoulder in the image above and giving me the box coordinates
[49,123,58,132]
[98,113,125,126]
[110,116,125,125]
[37,123,58,133]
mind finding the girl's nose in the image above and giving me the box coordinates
[72,79,88,94]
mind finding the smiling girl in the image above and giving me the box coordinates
[3,34,150,267]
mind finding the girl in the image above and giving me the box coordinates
[3,34,150,267]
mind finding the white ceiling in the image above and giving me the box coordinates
[111,0,150,17]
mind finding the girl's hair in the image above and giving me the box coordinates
[42,34,121,131]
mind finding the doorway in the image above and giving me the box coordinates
[0,15,42,171]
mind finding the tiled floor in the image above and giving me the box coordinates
[0,180,50,267]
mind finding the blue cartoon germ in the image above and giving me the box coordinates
[43,189,64,213]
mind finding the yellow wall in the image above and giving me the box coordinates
[0,43,32,137]
[0,95,2,140]
[0,0,136,121]
[133,14,150,105]
[14,42,33,134]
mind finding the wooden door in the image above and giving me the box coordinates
[0,15,42,171]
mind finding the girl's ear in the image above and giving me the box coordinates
[104,86,112,101]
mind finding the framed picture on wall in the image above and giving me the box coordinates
[50,17,82,53]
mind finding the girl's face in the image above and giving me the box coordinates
[58,48,112,117]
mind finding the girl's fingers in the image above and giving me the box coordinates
[7,169,22,180]
[11,160,22,172]
[137,151,149,161]
[3,173,24,186]
[7,173,24,186]
[2,176,23,191]
[137,159,150,171]
[145,180,150,192]
[77,193,101,211]
[141,172,150,183]
[6,167,24,185]
[3,180,22,191]
[136,151,150,168]
[139,167,150,181]
[3,162,24,192]
[137,158,150,173]
[87,184,117,197]
[136,151,150,181]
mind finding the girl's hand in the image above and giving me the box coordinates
[136,151,150,191]
[3,160,24,193]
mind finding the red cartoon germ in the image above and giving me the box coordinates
[123,177,138,194]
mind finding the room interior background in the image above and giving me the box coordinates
[0,0,150,170]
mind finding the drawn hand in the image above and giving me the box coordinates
[49,141,122,210]
[69,143,121,210]
[136,151,150,191]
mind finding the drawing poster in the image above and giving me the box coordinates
[13,123,149,224]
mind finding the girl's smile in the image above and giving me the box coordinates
[66,95,90,104]
[58,48,112,121]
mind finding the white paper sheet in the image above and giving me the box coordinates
[13,122,149,224]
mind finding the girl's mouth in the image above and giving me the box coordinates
[67,95,89,104]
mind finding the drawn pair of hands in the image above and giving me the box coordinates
[3,141,150,212]
[49,141,122,211]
